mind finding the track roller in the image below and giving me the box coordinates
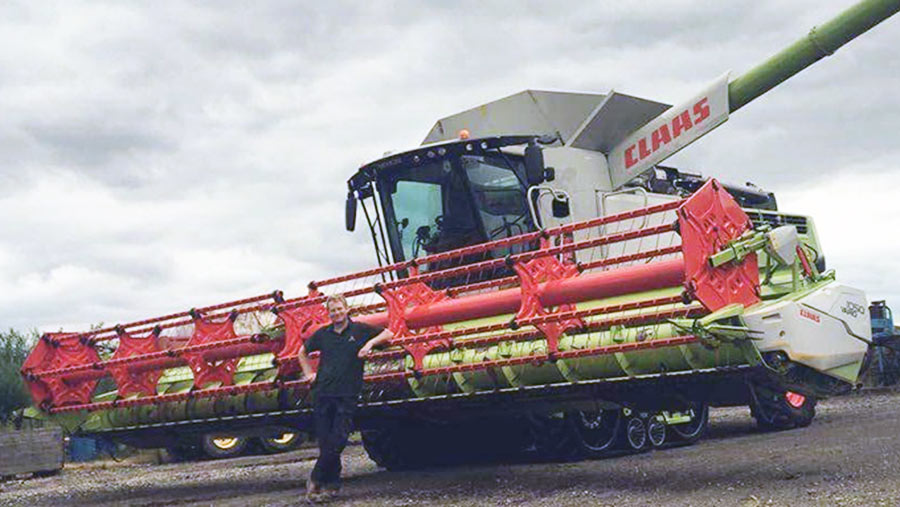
[668,402,709,444]
[623,413,649,452]
[646,416,667,448]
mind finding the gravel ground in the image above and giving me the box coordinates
[4,389,900,506]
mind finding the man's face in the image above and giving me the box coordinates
[327,299,349,325]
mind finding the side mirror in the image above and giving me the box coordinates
[524,142,545,186]
[552,195,571,218]
[345,191,357,232]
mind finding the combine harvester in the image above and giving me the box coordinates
[20,0,898,466]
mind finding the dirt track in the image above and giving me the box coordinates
[4,389,900,506]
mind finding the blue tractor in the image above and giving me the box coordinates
[869,301,900,385]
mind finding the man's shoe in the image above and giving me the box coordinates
[306,479,323,503]
[321,485,340,500]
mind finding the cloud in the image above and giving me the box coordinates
[1,0,898,332]
[774,164,900,315]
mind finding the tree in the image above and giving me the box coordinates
[0,329,36,423]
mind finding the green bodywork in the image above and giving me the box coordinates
[728,0,900,112]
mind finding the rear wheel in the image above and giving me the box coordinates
[363,417,531,470]
[526,413,578,461]
[750,386,817,431]
[361,427,409,470]
[361,421,444,470]
[258,432,305,454]
[166,440,201,462]
[201,435,248,459]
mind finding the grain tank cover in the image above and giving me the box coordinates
[422,89,671,155]
[568,92,671,153]
[423,90,605,145]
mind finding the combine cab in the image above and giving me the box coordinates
[19,0,897,467]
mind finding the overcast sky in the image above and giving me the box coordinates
[1,0,898,332]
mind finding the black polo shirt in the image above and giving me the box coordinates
[305,319,380,398]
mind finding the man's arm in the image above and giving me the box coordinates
[297,343,317,383]
[357,328,394,358]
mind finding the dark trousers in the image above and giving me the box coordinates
[311,395,357,487]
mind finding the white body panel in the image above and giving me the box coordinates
[743,282,871,379]
[801,283,871,341]
[608,74,731,189]
[590,190,680,263]
[536,146,681,266]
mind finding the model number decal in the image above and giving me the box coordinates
[840,301,866,318]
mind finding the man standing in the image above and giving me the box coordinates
[297,294,393,502]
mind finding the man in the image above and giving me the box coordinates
[297,294,393,502]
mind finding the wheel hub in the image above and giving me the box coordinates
[785,391,806,408]
[270,433,296,445]
[211,437,239,450]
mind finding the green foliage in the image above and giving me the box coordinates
[0,328,36,423]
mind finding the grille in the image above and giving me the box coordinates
[745,211,809,235]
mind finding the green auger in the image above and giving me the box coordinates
[708,224,800,269]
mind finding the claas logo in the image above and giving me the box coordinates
[624,97,711,169]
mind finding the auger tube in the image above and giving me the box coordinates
[728,0,900,112]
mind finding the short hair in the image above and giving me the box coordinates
[325,294,348,308]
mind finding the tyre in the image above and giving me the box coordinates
[201,435,249,459]
[526,413,579,461]
[785,392,816,428]
[361,426,416,471]
[364,417,529,469]
[258,432,305,454]
[166,440,201,462]
[750,386,817,431]
[465,417,532,464]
